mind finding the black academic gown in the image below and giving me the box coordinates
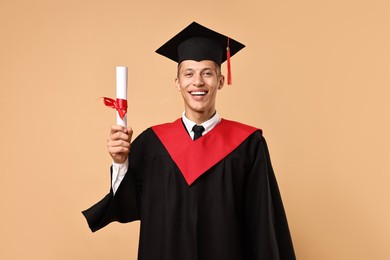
[82,119,295,260]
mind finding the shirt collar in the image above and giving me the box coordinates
[182,111,221,139]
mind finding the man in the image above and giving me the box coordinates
[83,22,296,260]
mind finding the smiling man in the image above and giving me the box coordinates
[176,59,222,124]
[83,22,296,260]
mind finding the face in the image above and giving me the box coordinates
[175,60,224,123]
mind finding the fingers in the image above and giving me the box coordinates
[110,125,131,135]
[109,126,132,140]
[108,139,130,151]
[108,125,133,164]
[127,127,133,141]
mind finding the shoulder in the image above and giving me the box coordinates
[220,118,263,136]
[131,128,157,146]
[129,128,163,160]
[132,118,182,147]
[151,118,182,132]
[132,119,180,142]
[220,119,270,151]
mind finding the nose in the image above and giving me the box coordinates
[192,73,204,87]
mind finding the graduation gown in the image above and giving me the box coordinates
[82,118,295,260]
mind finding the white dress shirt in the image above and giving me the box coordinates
[111,112,221,194]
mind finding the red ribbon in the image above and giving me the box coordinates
[102,97,128,119]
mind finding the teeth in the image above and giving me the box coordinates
[191,91,207,96]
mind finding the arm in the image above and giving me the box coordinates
[107,125,133,164]
[82,125,141,232]
[112,158,128,194]
[242,134,296,260]
[108,125,131,194]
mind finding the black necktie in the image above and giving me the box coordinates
[192,125,205,140]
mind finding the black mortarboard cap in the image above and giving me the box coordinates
[156,21,245,65]
[155,22,245,84]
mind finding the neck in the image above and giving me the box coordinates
[185,110,216,124]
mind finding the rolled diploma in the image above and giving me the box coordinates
[116,66,128,127]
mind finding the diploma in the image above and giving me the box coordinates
[116,66,128,127]
[102,66,128,127]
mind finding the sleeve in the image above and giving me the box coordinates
[112,157,129,194]
[242,133,296,260]
[82,132,145,232]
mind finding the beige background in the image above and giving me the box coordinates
[1,0,389,259]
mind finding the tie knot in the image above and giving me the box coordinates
[192,125,205,140]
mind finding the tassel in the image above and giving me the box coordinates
[227,37,232,85]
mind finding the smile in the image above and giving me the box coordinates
[190,91,208,96]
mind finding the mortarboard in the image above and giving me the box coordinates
[155,21,245,85]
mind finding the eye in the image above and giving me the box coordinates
[202,71,214,77]
[183,70,194,77]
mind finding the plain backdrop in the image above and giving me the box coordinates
[0,0,389,259]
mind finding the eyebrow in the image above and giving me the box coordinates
[183,67,213,72]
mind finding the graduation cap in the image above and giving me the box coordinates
[155,21,245,85]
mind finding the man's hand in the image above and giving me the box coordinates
[107,125,133,164]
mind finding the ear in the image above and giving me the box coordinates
[218,75,225,90]
[175,78,181,91]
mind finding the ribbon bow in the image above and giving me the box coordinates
[102,97,128,119]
